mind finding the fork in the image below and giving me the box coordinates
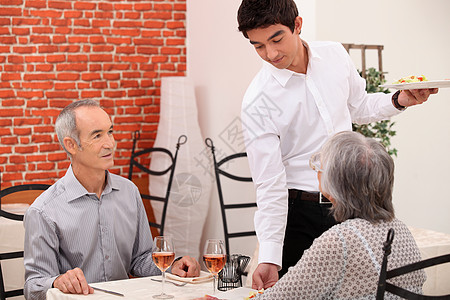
[151,278,188,287]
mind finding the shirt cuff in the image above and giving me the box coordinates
[382,92,403,116]
[258,241,283,271]
[47,275,59,291]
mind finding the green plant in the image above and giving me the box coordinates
[352,68,397,156]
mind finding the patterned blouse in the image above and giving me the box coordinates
[256,218,425,299]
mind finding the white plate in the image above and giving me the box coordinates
[166,270,213,283]
[380,80,450,90]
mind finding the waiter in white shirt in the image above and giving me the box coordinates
[237,0,438,290]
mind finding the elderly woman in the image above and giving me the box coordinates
[253,131,425,299]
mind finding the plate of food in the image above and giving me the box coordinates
[380,75,450,90]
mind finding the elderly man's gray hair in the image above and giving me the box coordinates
[320,131,395,223]
[55,99,100,156]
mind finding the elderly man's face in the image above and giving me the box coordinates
[72,106,115,172]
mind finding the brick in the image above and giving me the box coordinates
[14,118,41,126]
[116,46,135,54]
[26,0,46,8]
[114,115,143,124]
[46,54,65,63]
[8,55,24,63]
[161,63,175,71]
[167,21,185,29]
[55,27,71,34]
[73,19,90,27]
[39,144,61,152]
[103,73,120,80]
[166,38,185,46]
[111,29,140,37]
[81,73,101,81]
[30,35,51,44]
[25,172,58,180]
[6,164,26,172]
[137,47,158,55]
[51,18,69,26]
[20,136,30,144]
[57,161,70,169]
[48,152,66,161]
[174,13,186,20]
[10,155,26,164]
[106,37,132,45]
[17,91,44,99]
[124,12,140,19]
[15,145,39,154]
[89,36,105,44]
[34,125,55,133]
[49,1,72,9]
[142,30,162,38]
[81,90,101,98]
[92,81,107,89]
[14,128,32,136]
[48,99,72,108]
[0,8,21,16]
[94,11,114,19]
[32,27,53,34]
[64,10,82,18]
[46,91,78,99]
[0,18,11,26]
[56,63,88,72]
[24,73,56,81]
[92,45,114,52]
[0,119,12,126]
[161,47,181,55]
[174,3,187,11]
[2,173,22,181]
[74,1,96,10]
[35,64,53,72]
[0,108,23,117]
[25,55,45,63]
[26,154,47,162]
[11,27,29,35]
[143,71,157,78]
[73,28,101,35]
[22,81,53,89]
[113,21,142,28]
[38,45,59,53]
[114,3,132,10]
[135,98,153,106]
[59,45,80,52]
[0,128,12,136]
[32,134,53,143]
[54,82,76,90]
[57,73,80,81]
[104,91,125,98]
[53,35,67,44]
[134,38,164,46]
[2,99,25,107]
[154,3,172,10]
[36,162,56,170]
[143,21,164,29]
[89,54,113,62]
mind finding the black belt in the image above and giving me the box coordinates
[288,189,331,204]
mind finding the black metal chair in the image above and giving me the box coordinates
[128,131,187,236]
[376,228,450,299]
[0,183,50,300]
[205,138,256,256]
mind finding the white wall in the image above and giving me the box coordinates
[187,0,450,260]
[315,0,450,234]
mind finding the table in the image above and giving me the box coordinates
[245,227,450,295]
[0,204,29,300]
[46,275,254,300]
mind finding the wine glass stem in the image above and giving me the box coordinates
[162,270,166,295]
[213,274,216,294]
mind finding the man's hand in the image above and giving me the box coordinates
[398,88,438,107]
[252,263,279,290]
[53,267,94,295]
[171,256,201,277]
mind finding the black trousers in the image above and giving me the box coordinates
[278,194,337,277]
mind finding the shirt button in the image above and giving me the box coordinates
[102,228,107,233]
[105,255,109,260]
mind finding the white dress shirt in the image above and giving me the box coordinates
[241,40,401,268]
[24,166,160,300]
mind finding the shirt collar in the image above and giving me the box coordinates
[265,40,322,87]
[62,165,120,202]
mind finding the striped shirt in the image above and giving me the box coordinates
[24,166,160,300]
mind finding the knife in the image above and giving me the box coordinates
[91,286,124,297]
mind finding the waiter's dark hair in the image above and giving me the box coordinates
[237,0,299,38]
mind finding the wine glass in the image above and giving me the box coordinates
[152,236,175,299]
[203,239,226,295]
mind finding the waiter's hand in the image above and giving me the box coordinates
[398,88,438,107]
[252,263,278,290]
[171,256,201,277]
[53,267,94,295]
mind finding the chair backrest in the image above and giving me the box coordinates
[205,138,256,256]
[128,131,187,236]
[0,183,50,300]
[376,228,450,300]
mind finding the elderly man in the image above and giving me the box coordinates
[24,100,200,300]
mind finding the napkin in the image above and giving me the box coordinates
[166,270,213,283]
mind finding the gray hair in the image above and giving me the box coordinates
[320,131,395,223]
[55,99,100,156]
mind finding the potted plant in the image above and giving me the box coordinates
[353,67,397,156]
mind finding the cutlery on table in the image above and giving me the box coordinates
[150,278,188,287]
[91,286,124,297]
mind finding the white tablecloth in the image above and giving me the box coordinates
[46,276,254,300]
[0,213,27,300]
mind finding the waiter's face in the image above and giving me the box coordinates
[246,16,303,71]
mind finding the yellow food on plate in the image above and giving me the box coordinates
[245,289,264,299]
[394,75,428,84]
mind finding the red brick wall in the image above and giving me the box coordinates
[0,0,186,188]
